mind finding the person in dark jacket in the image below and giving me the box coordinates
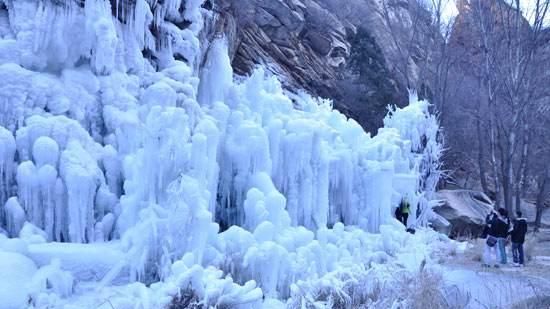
[482,209,500,267]
[495,208,510,264]
[399,197,410,227]
[510,211,528,267]
[394,206,402,225]
[481,212,492,238]
[394,196,410,227]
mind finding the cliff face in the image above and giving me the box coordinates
[215,0,436,132]
[217,0,349,99]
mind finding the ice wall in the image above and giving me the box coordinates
[0,0,444,306]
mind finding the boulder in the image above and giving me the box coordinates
[433,190,494,238]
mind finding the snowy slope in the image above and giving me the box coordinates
[0,0,447,308]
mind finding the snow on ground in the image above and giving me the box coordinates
[0,251,37,308]
[440,229,550,309]
[443,268,539,308]
[27,242,126,282]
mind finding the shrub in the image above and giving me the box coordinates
[288,261,471,309]
[166,288,203,309]
[393,261,470,309]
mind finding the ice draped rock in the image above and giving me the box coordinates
[218,0,436,111]
[433,190,494,237]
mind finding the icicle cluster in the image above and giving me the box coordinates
[0,0,446,307]
[384,91,445,227]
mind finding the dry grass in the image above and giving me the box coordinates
[512,295,550,309]
[288,261,471,309]
[393,261,470,309]
[467,272,550,309]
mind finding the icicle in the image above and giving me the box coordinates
[0,126,15,216]
[16,161,40,227]
[131,0,153,50]
[102,145,122,197]
[4,197,25,237]
[53,177,66,241]
[197,38,233,106]
[37,164,57,240]
[59,140,102,243]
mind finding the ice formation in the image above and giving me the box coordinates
[0,0,447,308]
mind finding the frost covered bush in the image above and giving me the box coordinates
[167,288,203,309]
[287,267,381,309]
[393,262,449,309]
[287,259,470,309]
[364,261,471,309]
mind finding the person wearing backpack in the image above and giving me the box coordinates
[482,209,500,268]
[510,211,528,267]
[481,212,491,239]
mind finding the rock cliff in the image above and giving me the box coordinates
[214,0,436,132]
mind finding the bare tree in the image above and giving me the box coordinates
[378,0,460,122]
[426,0,460,123]
[532,98,550,229]
[468,0,550,213]
[534,169,550,230]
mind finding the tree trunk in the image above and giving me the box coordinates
[515,122,530,214]
[489,110,501,208]
[476,107,489,194]
[503,105,519,215]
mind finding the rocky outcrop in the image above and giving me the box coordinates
[213,0,436,130]
[216,0,350,100]
[433,190,494,237]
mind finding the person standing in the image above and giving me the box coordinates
[482,209,499,268]
[510,211,528,267]
[396,197,410,227]
[394,206,402,225]
[495,208,510,265]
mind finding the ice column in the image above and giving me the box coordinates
[60,140,103,243]
[4,197,25,237]
[0,126,15,221]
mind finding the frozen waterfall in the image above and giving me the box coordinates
[0,0,445,308]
